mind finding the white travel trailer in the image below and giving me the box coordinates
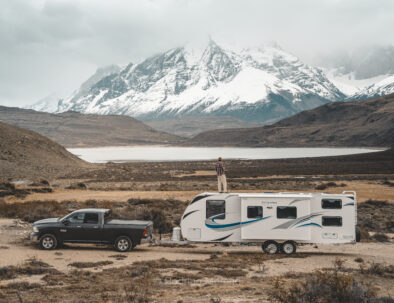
[180,191,358,254]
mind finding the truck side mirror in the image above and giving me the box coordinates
[63,219,70,226]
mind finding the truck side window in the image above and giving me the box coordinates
[322,216,342,226]
[247,206,262,218]
[84,213,99,224]
[69,213,85,223]
[322,199,342,209]
[206,200,225,220]
[277,206,297,219]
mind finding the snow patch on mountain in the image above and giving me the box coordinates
[57,40,345,122]
[26,93,60,113]
[347,75,394,101]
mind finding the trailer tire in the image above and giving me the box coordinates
[262,241,279,254]
[114,236,132,252]
[356,226,361,242]
[281,241,296,255]
[40,234,57,250]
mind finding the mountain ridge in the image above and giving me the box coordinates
[56,39,345,122]
[0,106,182,147]
[185,93,394,147]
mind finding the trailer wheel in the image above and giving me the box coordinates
[356,226,361,242]
[114,236,132,252]
[281,241,296,255]
[262,241,279,254]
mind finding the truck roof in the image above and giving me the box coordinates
[73,208,110,213]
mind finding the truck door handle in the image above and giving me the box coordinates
[93,226,99,229]
[76,226,81,228]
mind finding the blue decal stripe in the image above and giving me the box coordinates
[296,222,322,228]
[344,202,354,206]
[206,216,271,229]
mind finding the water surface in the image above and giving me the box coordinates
[67,146,382,163]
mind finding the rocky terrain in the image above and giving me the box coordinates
[187,93,394,147]
[0,121,89,179]
[0,106,182,147]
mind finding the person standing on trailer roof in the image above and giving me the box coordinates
[215,157,228,193]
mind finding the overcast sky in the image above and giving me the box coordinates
[1,0,393,106]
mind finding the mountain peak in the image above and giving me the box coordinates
[57,41,345,122]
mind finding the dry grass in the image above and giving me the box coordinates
[68,261,113,268]
[0,258,58,280]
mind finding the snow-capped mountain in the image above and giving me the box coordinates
[26,93,61,113]
[347,75,394,101]
[58,40,345,122]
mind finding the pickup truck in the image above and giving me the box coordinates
[30,208,153,252]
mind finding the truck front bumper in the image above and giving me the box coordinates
[30,232,39,242]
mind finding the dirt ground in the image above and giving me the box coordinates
[0,217,393,302]
[0,152,393,302]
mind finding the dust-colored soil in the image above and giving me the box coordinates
[0,218,393,303]
[0,150,393,302]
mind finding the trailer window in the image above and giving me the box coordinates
[322,216,342,226]
[206,200,225,220]
[247,206,263,218]
[322,199,342,209]
[84,213,99,224]
[277,206,297,219]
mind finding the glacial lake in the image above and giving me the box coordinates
[67,146,382,163]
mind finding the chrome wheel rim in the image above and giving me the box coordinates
[118,239,129,251]
[42,237,54,249]
[283,243,294,254]
[267,243,277,254]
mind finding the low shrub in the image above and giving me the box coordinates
[68,261,113,268]
[372,233,389,242]
[269,270,378,303]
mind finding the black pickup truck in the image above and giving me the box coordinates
[30,208,153,252]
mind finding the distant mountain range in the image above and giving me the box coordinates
[186,93,394,147]
[27,41,394,127]
[31,40,347,122]
[0,106,181,147]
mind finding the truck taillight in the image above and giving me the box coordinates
[142,229,148,238]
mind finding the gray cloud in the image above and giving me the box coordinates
[0,0,393,106]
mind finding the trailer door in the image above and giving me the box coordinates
[240,197,270,239]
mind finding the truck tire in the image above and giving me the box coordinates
[281,241,296,254]
[114,236,132,252]
[262,241,279,254]
[40,234,57,250]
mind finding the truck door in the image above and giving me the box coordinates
[80,212,101,242]
[62,212,101,242]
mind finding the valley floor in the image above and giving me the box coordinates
[0,149,393,302]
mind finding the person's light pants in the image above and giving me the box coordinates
[217,175,227,193]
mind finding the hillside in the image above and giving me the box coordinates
[145,116,267,138]
[0,107,182,147]
[0,121,88,179]
[186,93,394,147]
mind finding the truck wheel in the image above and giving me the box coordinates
[262,241,279,254]
[281,241,296,254]
[115,236,132,252]
[40,234,57,250]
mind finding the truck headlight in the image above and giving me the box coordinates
[33,226,39,233]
